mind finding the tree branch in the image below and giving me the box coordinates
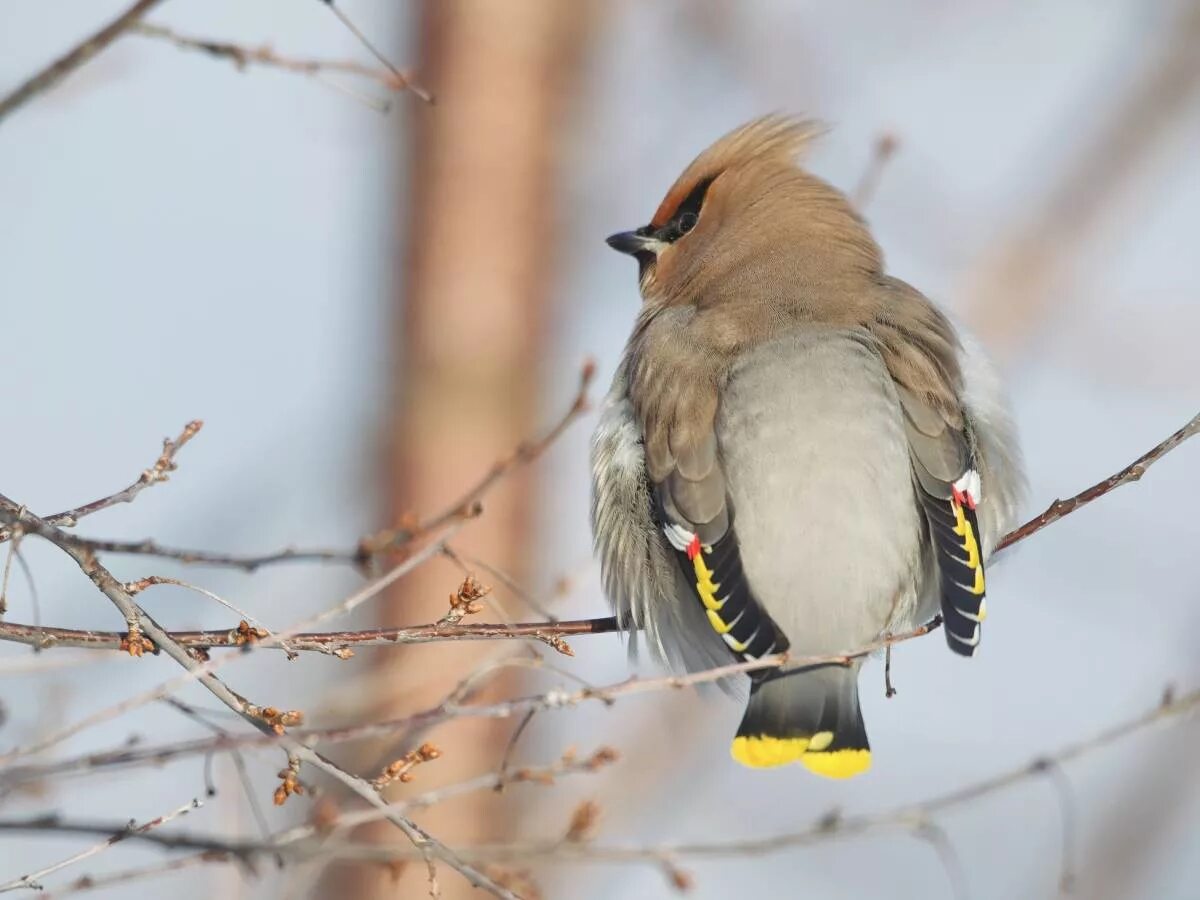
[3,360,595,569]
[0,798,201,893]
[131,22,432,103]
[0,499,515,899]
[995,410,1200,551]
[2,685,1194,881]
[0,616,617,655]
[0,421,202,544]
[0,0,167,126]
[0,621,943,789]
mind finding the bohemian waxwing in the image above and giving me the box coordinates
[590,116,1026,779]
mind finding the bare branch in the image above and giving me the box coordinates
[0,0,167,125]
[48,853,227,899]
[852,131,899,210]
[0,421,202,544]
[12,360,595,571]
[996,410,1199,551]
[51,536,364,572]
[0,500,515,898]
[0,615,613,655]
[0,798,201,893]
[131,22,432,104]
[360,358,596,561]
[0,518,465,764]
[2,685,1195,876]
[0,621,942,787]
[319,0,433,104]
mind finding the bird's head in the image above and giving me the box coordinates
[607,116,881,308]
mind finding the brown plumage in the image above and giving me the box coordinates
[592,115,1025,777]
[630,116,964,485]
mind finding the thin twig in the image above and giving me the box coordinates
[0,798,201,893]
[884,642,897,698]
[0,621,944,786]
[0,421,202,544]
[2,685,1195,874]
[914,822,969,900]
[1038,759,1079,894]
[0,0,166,125]
[125,575,301,659]
[495,709,538,790]
[131,22,432,103]
[160,699,277,862]
[0,501,515,898]
[995,410,1200,552]
[294,682,1200,869]
[0,517,467,765]
[0,615,612,655]
[19,361,595,570]
[359,359,596,562]
[444,546,560,622]
[48,852,227,898]
[320,0,433,103]
[852,132,899,210]
[0,529,19,616]
[49,537,364,572]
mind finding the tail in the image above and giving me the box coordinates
[731,665,871,779]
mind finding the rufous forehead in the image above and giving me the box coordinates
[645,116,821,228]
[650,170,718,229]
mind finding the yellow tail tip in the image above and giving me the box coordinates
[800,749,872,779]
[731,735,810,768]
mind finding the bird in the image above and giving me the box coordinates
[590,116,1025,779]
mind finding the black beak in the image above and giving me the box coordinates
[606,230,656,256]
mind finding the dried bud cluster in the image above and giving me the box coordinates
[233,620,269,646]
[508,745,619,788]
[274,758,305,806]
[249,704,304,735]
[372,742,443,789]
[120,625,154,657]
[439,575,490,625]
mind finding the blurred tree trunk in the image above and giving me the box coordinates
[325,2,592,898]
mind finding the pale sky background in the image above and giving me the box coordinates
[1,2,1198,898]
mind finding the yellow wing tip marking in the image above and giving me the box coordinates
[731,735,810,768]
[951,499,986,595]
[952,502,982,568]
[692,554,724,611]
[705,608,732,634]
[971,566,986,595]
[800,749,872,779]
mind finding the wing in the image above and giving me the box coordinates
[897,385,988,656]
[649,412,790,673]
[590,384,733,675]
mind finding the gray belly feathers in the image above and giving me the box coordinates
[717,330,930,654]
[591,327,933,673]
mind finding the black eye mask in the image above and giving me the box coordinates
[654,176,714,244]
